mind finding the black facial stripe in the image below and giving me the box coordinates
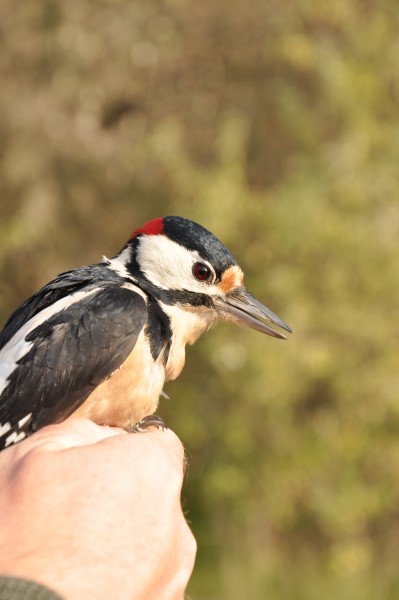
[145,298,173,364]
[124,259,215,309]
[163,289,214,308]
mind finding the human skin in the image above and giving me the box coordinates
[0,418,196,600]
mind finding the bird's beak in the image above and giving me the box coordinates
[218,287,292,340]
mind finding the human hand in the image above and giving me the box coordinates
[0,418,196,600]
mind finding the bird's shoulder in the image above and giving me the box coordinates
[0,263,143,351]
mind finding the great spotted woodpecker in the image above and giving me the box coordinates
[0,216,291,450]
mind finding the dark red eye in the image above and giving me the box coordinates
[192,262,212,282]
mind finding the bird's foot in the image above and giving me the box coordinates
[130,414,167,433]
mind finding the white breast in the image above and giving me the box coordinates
[160,303,217,380]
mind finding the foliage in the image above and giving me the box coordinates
[0,1,398,598]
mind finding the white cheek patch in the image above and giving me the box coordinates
[136,235,222,296]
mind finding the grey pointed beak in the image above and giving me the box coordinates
[219,287,292,340]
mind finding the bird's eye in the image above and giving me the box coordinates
[192,262,213,283]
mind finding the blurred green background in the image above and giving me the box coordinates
[1,1,398,598]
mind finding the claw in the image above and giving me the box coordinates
[130,414,167,433]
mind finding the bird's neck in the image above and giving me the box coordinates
[161,302,217,381]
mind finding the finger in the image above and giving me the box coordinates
[2,418,187,495]
[22,419,184,456]
[138,427,186,464]
[94,427,187,490]
[4,418,127,459]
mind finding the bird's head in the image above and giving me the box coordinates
[117,216,291,340]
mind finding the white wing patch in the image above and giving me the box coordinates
[1,413,33,447]
[0,422,11,437]
[18,413,32,429]
[0,288,101,397]
[5,430,27,447]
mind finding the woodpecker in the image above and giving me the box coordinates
[0,216,291,450]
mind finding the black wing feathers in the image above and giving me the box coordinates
[0,264,127,351]
[0,285,147,446]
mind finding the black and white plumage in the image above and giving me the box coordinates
[0,216,291,450]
